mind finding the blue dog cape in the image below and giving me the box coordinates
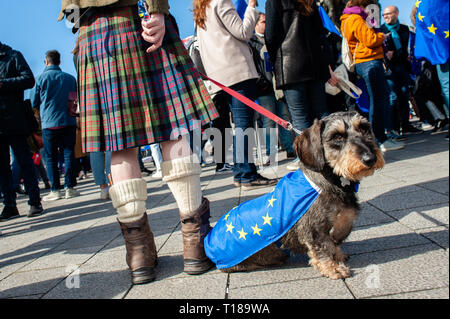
[204,170,321,269]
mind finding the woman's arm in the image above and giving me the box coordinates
[216,0,259,41]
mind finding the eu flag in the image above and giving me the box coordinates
[234,0,248,19]
[204,170,321,269]
[318,5,341,38]
[414,0,449,65]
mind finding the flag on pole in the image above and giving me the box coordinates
[204,170,321,269]
[318,5,341,37]
[414,0,449,65]
[234,0,248,19]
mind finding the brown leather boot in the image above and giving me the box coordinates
[180,197,215,275]
[118,213,157,284]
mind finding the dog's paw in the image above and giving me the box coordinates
[319,261,352,279]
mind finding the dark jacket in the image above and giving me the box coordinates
[0,43,35,136]
[249,34,274,97]
[265,0,333,89]
[380,23,410,72]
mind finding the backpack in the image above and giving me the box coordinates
[341,18,358,72]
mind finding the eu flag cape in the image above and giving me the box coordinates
[204,170,321,269]
[414,0,449,65]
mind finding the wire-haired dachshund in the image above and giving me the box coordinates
[222,111,385,279]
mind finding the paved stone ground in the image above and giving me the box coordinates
[0,130,448,299]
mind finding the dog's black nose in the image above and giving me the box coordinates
[362,153,377,167]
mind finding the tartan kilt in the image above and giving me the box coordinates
[77,6,218,152]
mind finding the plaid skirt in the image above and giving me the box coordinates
[77,6,218,152]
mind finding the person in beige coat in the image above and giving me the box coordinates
[194,0,278,190]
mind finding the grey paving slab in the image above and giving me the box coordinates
[228,276,354,299]
[416,226,449,249]
[342,221,430,256]
[0,267,67,299]
[386,204,449,230]
[370,288,449,299]
[345,244,449,298]
[368,189,448,212]
[0,133,448,299]
[125,271,228,299]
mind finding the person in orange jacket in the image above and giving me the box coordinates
[340,0,405,152]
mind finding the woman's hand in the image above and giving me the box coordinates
[141,13,165,53]
[327,65,339,87]
[248,0,257,8]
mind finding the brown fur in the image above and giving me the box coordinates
[223,112,384,279]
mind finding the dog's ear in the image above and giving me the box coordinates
[294,119,325,172]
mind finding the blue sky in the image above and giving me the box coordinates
[0,0,412,82]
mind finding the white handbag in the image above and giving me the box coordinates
[341,19,358,73]
[325,64,362,98]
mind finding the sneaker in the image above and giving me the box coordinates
[401,125,423,135]
[215,163,233,174]
[286,158,299,171]
[65,188,81,199]
[380,139,405,152]
[100,187,110,200]
[237,174,278,191]
[43,190,62,201]
[151,170,163,179]
[0,206,20,221]
[28,203,44,218]
[386,131,407,142]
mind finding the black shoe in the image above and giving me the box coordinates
[238,174,278,191]
[15,186,26,195]
[0,206,20,221]
[28,203,44,218]
[402,125,423,135]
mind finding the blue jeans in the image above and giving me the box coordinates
[356,60,388,143]
[437,60,449,117]
[42,126,77,191]
[90,151,111,186]
[283,80,329,133]
[0,135,40,207]
[229,79,258,183]
[385,64,411,131]
[257,94,294,155]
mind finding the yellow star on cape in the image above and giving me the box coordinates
[226,222,235,233]
[428,24,437,35]
[267,196,277,208]
[262,212,273,226]
[415,0,421,8]
[445,31,449,38]
[237,228,248,240]
[224,213,230,220]
[417,12,425,22]
[251,224,263,236]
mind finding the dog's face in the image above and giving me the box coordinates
[294,112,385,181]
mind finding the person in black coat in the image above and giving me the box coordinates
[381,5,423,136]
[265,0,338,138]
[0,42,44,220]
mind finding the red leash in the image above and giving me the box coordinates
[200,73,302,135]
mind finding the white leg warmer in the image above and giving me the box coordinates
[109,178,147,223]
[161,155,202,216]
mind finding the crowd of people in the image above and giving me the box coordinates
[0,0,448,285]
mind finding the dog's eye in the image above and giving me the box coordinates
[332,133,345,142]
